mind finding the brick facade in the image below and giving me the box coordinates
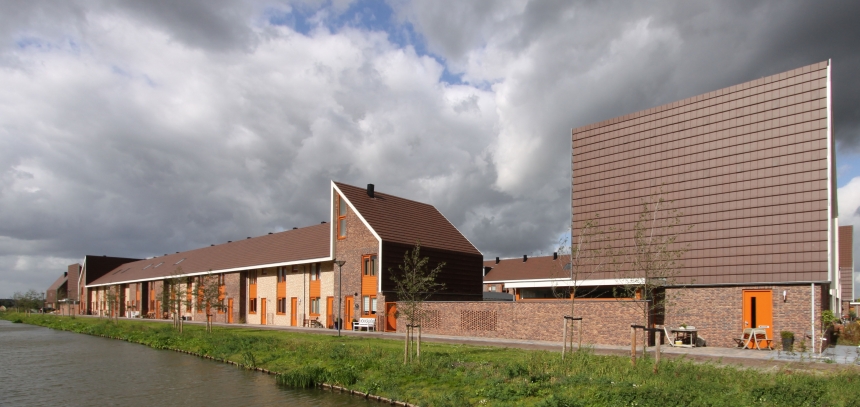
[665,285,825,348]
[399,300,643,346]
[334,194,380,327]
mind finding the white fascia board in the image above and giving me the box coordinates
[494,278,644,289]
[86,256,332,288]
[826,61,836,290]
[330,181,383,292]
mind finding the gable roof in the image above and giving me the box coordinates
[47,274,68,292]
[483,255,569,282]
[334,182,481,255]
[89,223,330,287]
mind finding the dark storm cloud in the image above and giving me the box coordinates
[2,0,860,296]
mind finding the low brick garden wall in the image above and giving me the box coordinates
[396,300,646,347]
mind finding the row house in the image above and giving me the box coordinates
[80,181,482,331]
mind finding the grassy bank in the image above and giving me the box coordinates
[3,312,858,407]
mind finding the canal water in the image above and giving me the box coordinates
[0,320,369,406]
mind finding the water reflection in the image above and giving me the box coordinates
[0,319,368,406]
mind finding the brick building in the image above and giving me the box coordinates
[571,60,845,347]
[81,181,482,331]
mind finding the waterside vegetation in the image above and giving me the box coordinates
[3,312,859,407]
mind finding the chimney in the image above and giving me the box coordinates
[553,252,558,260]
[64,272,68,277]
[495,257,500,264]
[367,184,375,198]
[523,255,528,262]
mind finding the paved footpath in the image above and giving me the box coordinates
[79,315,860,369]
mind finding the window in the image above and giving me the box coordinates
[337,195,347,239]
[310,263,320,281]
[277,267,287,282]
[277,297,286,314]
[363,255,377,276]
[489,286,497,292]
[249,270,258,314]
[310,297,320,316]
[362,295,377,315]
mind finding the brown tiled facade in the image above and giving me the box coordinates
[839,226,854,313]
[572,61,835,287]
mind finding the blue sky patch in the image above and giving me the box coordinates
[264,1,464,86]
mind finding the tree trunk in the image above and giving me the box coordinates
[417,325,421,363]
[403,325,410,364]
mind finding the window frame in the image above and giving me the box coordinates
[309,297,320,316]
[337,196,347,239]
[363,254,377,277]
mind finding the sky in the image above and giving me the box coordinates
[2,0,860,298]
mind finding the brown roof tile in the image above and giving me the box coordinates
[47,274,67,292]
[335,182,481,255]
[483,255,569,281]
[89,223,330,286]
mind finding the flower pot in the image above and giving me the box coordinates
[782,337,794,351]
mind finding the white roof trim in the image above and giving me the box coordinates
[493,278,644,289]
[86,256,333,288]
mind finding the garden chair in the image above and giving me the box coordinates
[734,328,754,348]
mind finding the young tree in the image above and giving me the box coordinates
[615,191,691,361]
[103,286,121,323]
[194,271,227,333]
[160,267,192,333]
[12,290,44,314]
[553,215,619,356]
[389,241,445,364]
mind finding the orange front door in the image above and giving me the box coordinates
[345,296,354,330]
[290,297,298,326]
[227,299,234,324]
[385,302,397,332]
[742,290,773,339]
[261,298,267,325]
[326,297,334,328]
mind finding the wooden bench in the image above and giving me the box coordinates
[353,317,376,331]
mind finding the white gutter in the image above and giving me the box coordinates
[497,278,644,289]
[86,256,332,288]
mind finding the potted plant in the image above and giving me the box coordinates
[780,331,794,351]
[679,323,688,329]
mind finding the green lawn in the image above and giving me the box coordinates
[3,312,858,407]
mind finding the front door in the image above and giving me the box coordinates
[742,290,773,340]
[261,298,267,325]
[291,297,298,326]
[227,298,234,324]
[385,302,397,332]
[345,296,354,330]
[326,297,334,328]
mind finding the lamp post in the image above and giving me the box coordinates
[335,259,346,336]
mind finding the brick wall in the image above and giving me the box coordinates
[397,300,644,346]
[665,285,825,348]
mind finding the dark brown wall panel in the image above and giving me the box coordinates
[381,241,483,301]
[572,61,831,284]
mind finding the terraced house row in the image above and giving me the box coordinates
[50,181,483,332]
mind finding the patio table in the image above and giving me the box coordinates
[670,327,698,348]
